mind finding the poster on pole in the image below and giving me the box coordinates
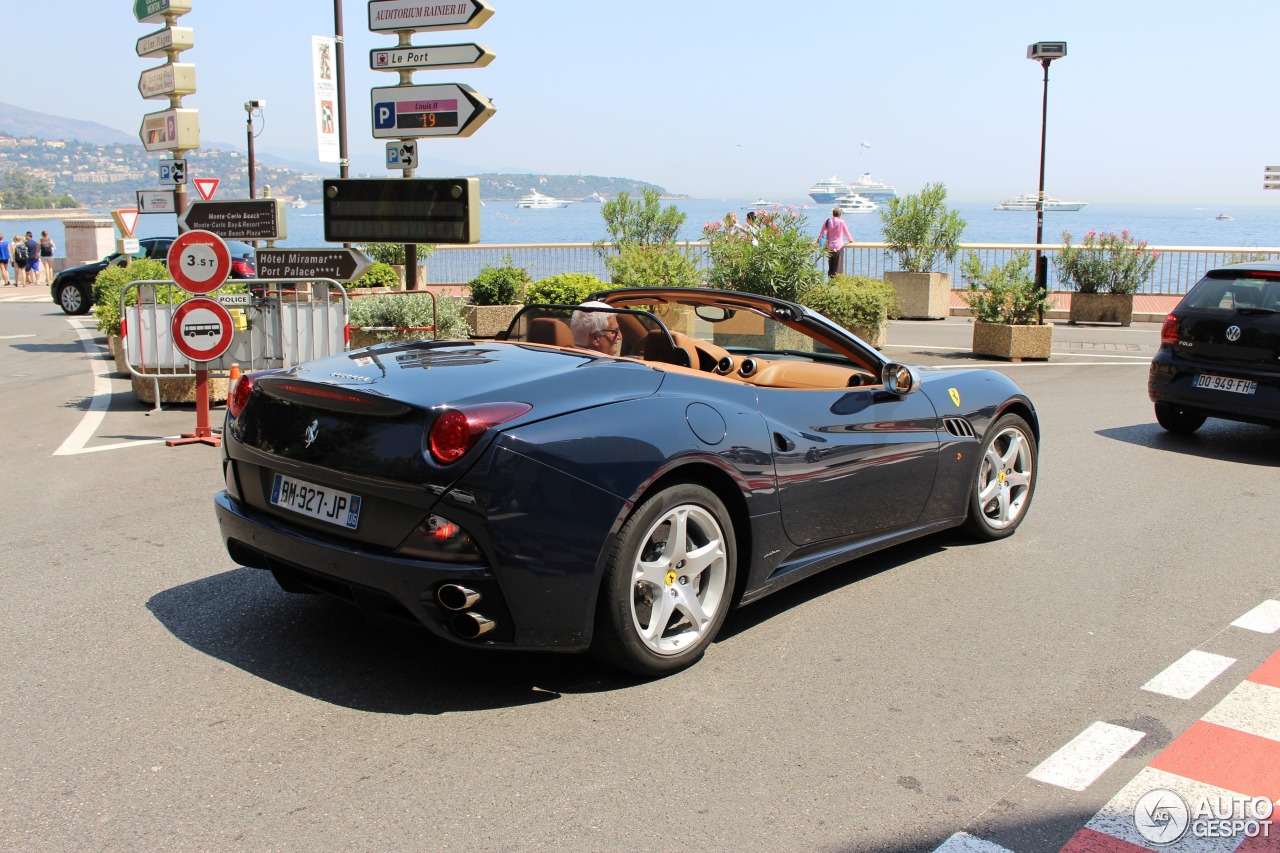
[312,35,340,164]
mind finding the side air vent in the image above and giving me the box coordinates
[943,417,976,439]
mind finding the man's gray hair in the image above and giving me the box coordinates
[570,300,612,347]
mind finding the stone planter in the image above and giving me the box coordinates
[462,304,521,338]
[972,321,1053,361]
[886,271,951,320]
[847,321,887,350]
[131,372,230,405]
[349,326,437,349]
[108,334,128,376]
[1068,292,1133,326]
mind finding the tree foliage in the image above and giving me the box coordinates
[879,182,966,273]
[0,169,78,209]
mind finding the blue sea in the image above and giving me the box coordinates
[9,197,1280,252]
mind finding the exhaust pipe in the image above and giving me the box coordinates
[436,584,481,611]
[452,611,496,639]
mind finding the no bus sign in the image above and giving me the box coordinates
[171,298,234,363]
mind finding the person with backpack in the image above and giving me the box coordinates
[38,231,55,286]
[12,232,29,283]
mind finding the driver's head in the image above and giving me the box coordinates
[571,301,621,354]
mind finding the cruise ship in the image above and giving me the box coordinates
[845,172,897,204]
[515,190,573,209]
[995,193,1088,212]
[807,176,851,204]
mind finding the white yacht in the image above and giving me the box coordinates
[807,176,851,204]
[744,199,783,213]
[289,198,308,209]
[995,193,1088,212]
[846,172,897,204]
[832,193,878,214]
[515,190,573,209]
[581,192,608,203]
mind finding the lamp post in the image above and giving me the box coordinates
[1027,41,1066,322]
[244,100,265,199]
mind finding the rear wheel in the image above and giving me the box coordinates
[962,413,1038,541]
[56,280,92,315]
[1154,402,1206,434]
[594,483,736,677]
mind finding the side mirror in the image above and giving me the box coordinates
[882,362,920,396]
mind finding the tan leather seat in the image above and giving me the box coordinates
[528,317,574,347]
[641,329,698,368]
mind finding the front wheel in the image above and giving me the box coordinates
[594,484,736,677]
[56,280,92,315]
[961,413,1038,541]
[1154,402,1206,434]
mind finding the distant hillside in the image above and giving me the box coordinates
[0,102,133,146]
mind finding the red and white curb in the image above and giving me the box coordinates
[938,599,1280,853]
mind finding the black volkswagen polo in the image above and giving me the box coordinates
[1149,262,1280,433]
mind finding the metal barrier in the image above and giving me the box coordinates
[120,278,349,408]
[425,241,1280,297]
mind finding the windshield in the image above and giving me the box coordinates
[1184,273,1280,313]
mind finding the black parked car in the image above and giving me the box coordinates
[1149,262,1280,433]
[51,236,257,315]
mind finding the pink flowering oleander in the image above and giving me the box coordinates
[1057,229,1159,295]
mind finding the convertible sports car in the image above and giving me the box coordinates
[214,287,1040,675]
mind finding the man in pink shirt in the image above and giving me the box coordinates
[816,208,854,278]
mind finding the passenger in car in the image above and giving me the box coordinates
[570,301,623,355]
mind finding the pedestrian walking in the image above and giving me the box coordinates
[38,231,55,286]
[816,208,854,278]
[0,232,10,286]
[23,232,39,286]
[11,232,29,284]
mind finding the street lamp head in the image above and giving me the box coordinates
[1027,42,1067,62]
[244,99,266,111]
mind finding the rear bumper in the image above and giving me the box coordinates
[1148,351,1280,427]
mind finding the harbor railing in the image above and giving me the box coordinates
[423,242,1280,297]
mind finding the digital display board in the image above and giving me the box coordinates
[322,178,480,245]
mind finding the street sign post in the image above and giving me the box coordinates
[367,0,493,32]
[179,199,287,241]
[137,189,177,213]
[1265,166,1280,190]
[168,230,232,294]
[370,84,495,139]
[134,0,193,24]
[112,209,141,238]
[193,177,219,200]
[136,25,194,58]
[159,158,187,185]
[323,178,480,244]
[138,62,197,99]
[138,108,199,152]
[255,248,374,282]
[167,295,233,449]
[370,42,495,72]
[385,139,417,170]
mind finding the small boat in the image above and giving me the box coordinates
[289,198,308,209]
[1216,212,1233,221]
[581,192,608,203]
[744,199,782,212]
[995,193,1087,212]
[831,193,878,214]
[515,190,572,209]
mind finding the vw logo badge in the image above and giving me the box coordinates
[304,420,320,447]
[1226,325,1242,342]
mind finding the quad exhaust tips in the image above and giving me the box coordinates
[436,584,481,611]
[452,611,496,639]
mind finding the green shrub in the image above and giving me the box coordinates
[350,261,401,289]
[1055,230,1158,294]
[467,256,530,305]
[800,276,898,334]
[524,273,605,305]
[605,243,703,289]
[880,182,966,273]
[348,293,470,339]
[355,242,435,266]
[960,252,1052,325]
[702,207,823,301]
[94,259,250,337]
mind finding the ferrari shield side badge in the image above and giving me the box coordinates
[948,388,961,407]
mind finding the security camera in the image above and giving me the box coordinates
[245,99,266,109]
[1027,42,1067,61]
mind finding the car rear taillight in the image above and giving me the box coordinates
[428,402,532,464]
[227,370,278,418]
[231,258,254,277]
[1160,313,1179,346]
[396,514,482,562]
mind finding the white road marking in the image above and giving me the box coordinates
[1201,680,1280,743]
[54,319,167,456]
[1232,600,1280,634]
[0,333,37,339]
[1084,766,1251,852]
[1142,650,1238,700]
[1026,722,1146,791]
[933,832,1017,853]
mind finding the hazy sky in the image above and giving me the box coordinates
[4,1,1277,204]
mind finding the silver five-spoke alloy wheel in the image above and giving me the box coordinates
[964,413,1038,540]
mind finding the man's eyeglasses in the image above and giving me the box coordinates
[595,327,621,340]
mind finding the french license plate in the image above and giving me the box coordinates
[1193,372,1257,395]
[270,473,361,529]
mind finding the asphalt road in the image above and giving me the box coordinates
[1,291,1276,852]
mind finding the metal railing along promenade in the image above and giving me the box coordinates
[424,241,1280,297]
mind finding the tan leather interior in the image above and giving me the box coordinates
[641,330,698,368]
[747,360,876,389]
[528,317,575,347]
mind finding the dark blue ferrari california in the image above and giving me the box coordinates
[215,287,1040,675]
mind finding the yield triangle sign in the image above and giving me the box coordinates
[112,208,140,237]
[193,177,219,201]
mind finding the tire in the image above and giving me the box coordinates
[594,483,737,677]
[961,413,1038,541]
[1154,402,1206,434]
[56,280,92,315]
